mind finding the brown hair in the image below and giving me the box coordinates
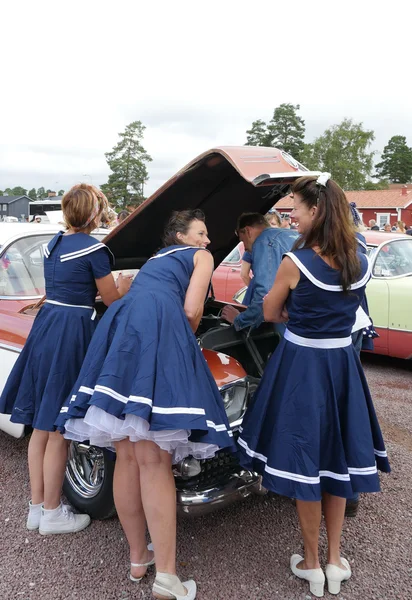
[236,212,270,231]
[62,184,110,233]
[266,211,282,227]
[163,209,206,246]
[396,220,406,233]
[291,176,361,292]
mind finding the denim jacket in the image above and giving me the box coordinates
[234,227,299,331]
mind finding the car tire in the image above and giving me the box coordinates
[63,441,116,520]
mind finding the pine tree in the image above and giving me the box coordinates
[101,121,152,209]
[375,136,412,183]
[267,103,305,160]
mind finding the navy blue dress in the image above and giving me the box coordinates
[0,232,113,431]
[57,245,236,463]
[237,248,390,501]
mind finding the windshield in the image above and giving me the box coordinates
[373,239,412,278]
[0,232,139,297]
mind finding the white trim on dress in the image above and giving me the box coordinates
[238,437,379,484]
[148,246,206,260]
[60,243,114,263]
[374,448,387,458]
[45,299,97,320]
[285,252,372,291]
[77,384,207,417]
[284,329,352,349]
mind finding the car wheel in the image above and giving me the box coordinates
[63,441,116,520]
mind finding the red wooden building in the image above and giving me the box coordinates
[275,185,412,229]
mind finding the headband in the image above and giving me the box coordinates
[71,194,101,231]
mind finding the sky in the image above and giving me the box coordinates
[1,0,411,197]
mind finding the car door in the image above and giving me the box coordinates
[212,243,243,302]
[367,238,412,358]
[0,232,55,437]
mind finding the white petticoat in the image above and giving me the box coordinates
[64,405,220,464]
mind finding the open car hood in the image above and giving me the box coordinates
[104,146,320,270]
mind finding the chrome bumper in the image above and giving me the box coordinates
[176,470,264,516]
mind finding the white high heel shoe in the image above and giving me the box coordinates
[130,543,155,582]
[152,573,197,600]
[325,557,351,594]
[290,554,325,598]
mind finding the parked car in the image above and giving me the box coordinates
[0,146,321,519]
[362,231,412,359]
[213,231,412,360]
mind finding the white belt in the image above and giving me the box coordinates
[46,299,97,320]
[284,328,352,349]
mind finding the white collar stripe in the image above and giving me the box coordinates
[60,244,110,262]
[60,243,105,259]
[285,252,371,291]
[148,246,205,260]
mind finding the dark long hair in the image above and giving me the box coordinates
[291,176,360,292]
[163,209,206,246]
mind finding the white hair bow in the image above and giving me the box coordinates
[316,172,331,187]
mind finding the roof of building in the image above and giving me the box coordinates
[275,188,412,210]
[0,195,31,204]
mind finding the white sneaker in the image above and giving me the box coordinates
[39,503,91,535]
[26,501,42,530]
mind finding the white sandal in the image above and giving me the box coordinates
[325,557,351,594]
[130,543,155,582]
[152,573,197,600]
[290,554,325,598]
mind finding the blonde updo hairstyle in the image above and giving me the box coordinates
[62,184,110,233]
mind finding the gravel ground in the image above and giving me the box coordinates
[0,354,411,600]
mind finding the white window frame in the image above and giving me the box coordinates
[377,213,390,228]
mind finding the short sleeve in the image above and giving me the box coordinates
[88,247,113,279]
[242,251,252,264]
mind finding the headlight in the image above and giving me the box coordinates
[220,382,248,423]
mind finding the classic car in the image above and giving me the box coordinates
[0,146,321,519]
[212,232,412,360]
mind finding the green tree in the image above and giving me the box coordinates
[267,103,305,160]
[0,190,3,196]
[101,121,152,209]
[306,119,375,190]
[375,135,412,183]
[245,119,271,146]
[11,186,27,196]
[4,188,14,195]
[28,188,37,200]
[37,187,46,199]
[363,180,389,190]
[58,189,65,196]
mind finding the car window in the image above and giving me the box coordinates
[223,246,241,264]
[0,235,53,296]
[373,240,412,278]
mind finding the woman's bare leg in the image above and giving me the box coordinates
[134,440,176,575]
[322,492,347,567]
[295,500,322,569]
[114,439,152,579]
[27,429,49,504]
[43,431,69,509]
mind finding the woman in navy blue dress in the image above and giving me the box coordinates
[58,210,235,600]
[237,175,390,597]
[0,184,131,535]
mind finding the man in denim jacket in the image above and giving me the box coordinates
[221,213,299,331]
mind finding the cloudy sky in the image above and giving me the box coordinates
[1,0,410,196]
